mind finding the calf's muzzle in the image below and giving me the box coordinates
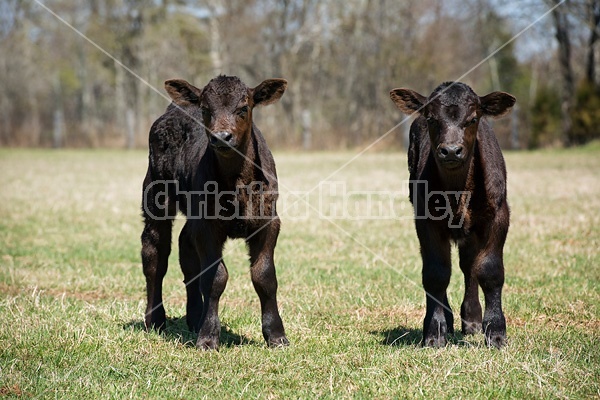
[437,143,466,165]
[210,131,234,150]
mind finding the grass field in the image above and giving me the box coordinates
[0,145,599,399]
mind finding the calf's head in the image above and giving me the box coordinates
[165,75,287,154]
[390,82,515,171]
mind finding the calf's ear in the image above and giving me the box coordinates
[164,79,202,106]
[480,91,516,118]
[390,88,427,115]
[252,79,287,106]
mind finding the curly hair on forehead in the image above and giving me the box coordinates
[201,75,250,109]
[430,81,479,107]
[204,75,247,94]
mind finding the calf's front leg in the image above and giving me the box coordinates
[476,206,508,348]
[247,220,288,347]
[195,242,229,350]
[418,223,453,347]
[476,252,506,348]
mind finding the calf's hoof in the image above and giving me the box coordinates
[422,334,447,348]
[483,315,506,348]
[196,336,220,351]
[462,321,482,335]
[423,317,448,348]
[267,334,289,348]
[144,307,166,332]
[485,332,506,349]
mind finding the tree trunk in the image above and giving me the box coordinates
[77,39,95,146]
[115,58,126,146]
[301,109,311,150]
[53,72,64,149]
[0,96,10,145]
[126,108,135,150]
[551,0,575,145]
[511,104,520,150]
[208,1,223,73]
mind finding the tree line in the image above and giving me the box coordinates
[0,0,598,149]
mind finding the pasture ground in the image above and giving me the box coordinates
[0,145,598,398]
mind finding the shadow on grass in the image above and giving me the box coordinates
[372,326,471,347]
[372,326,422,347]
[123,317,260,348]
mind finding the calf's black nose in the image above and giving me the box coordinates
[210,131,233,147]
[438,143,465,161]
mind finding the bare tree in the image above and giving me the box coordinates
[549,0,575,144]
[585,0,600,85]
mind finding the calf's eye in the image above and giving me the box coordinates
[465,117,478,127]
[237,106,249,116]
[426,117,438,127]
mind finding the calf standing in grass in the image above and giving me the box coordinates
[390,82,516,348]
[141,75,288,350]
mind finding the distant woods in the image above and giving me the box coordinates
[1,0,599,149]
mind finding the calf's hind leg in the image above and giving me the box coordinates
[459,242,483,335]
[179,222,203,333]
[141,218,172,331]
[141,172,176,331]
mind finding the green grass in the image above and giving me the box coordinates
[0,147,598,399]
